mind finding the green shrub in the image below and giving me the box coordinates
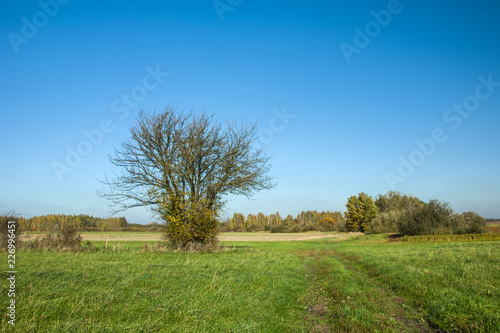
[287,225,303,233]
[336,219,347,232]
[164,200,218,250]
[397,200,487,236]
[460,211,487,234]
[398,200,454,236]
[270,225,288,233]
[301,224,319,232]
[367,210,401,234]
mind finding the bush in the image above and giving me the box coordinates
[318,217,336,231]
[336,219,347,232]
[463,211,487,233]
[59,226,83,249]
[397,200,488,236]
[0,212,22,251]
[287,225,303,233]
[270,225,288,233]
[398,200,454,236]
[247,225,264,232]
[301,224,319,232]
[217,224,230,233]
[164,201,218,250]
[367,210,402,234]
[23,226,85,251]
[451,211,487,234]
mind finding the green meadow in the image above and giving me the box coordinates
[1,233,499,332]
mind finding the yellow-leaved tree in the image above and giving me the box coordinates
[344,192,378,232]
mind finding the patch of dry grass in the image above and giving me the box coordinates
[23,231,361,242]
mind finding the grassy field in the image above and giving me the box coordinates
[1,233,499,332]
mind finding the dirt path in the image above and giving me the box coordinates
[302,248,437,332]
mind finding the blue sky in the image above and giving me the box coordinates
[1,0,499,223]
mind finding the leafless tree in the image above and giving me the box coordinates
[98,106,275,247]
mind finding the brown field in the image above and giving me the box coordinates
[22,231,362,242]
[488,223,500,233]
[218,231,362,242]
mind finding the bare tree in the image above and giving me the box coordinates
[98,106,275,247]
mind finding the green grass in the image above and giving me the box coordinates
[322,235,500,332]
[1,245,308,332]
[1,234,499,332]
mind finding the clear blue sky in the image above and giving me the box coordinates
[1,0,499,223]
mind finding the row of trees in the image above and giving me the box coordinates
[9,191,488,237]
[220,210,345,232]
[223,191,487,236]
[1,211,93,252]
[18,215,168,232]
[18,214,127,231]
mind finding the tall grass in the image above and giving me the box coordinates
[1,246,308,332]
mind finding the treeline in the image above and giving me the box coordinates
[18,214,165,232]
[219,210,346,233]
[223,191,491,237]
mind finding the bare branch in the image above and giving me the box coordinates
[98,106,275,219]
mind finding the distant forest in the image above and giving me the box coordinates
[220,211,345,232]
[17,214,163,232]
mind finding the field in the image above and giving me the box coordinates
[2,233,499,332]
